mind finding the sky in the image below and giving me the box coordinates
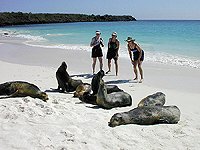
[0,0,199,20]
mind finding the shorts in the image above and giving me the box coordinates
[106,49,118,60]
[92,47,103,58]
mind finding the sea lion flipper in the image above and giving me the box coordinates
[0,90,18,99]
[7,90,19,98]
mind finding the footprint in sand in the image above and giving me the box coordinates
[4,113,18,120]
[52,99,59,104]
[18,105,25,112]
[57,147,67,150]
[43,106,54,115]
[23,97,30,103]
[35,102,45,108]
[60,130,75,142]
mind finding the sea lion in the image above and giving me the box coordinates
[138,92,165,107]
[91,70,122,95]
[107,85,123,94]
[56,62,83,92]
[91,70,105,95]
[73,83,91,98]
[96,78,132,109]
[108,105,180,127]
[0,81,48,101]
[80,92,97,105]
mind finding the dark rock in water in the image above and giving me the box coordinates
[108,105,180,127]
[138,92,165,107]
[3,33,9,35]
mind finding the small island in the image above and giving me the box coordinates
[0,12,136,26]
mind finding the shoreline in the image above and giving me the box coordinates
[0,36,200,94]
[0,36,200,149]
[1,21,200,70]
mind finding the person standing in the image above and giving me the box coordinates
[90,30,104,74]
[126,37,144,83]
[106,32,119,76]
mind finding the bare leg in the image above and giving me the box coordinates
[138,61,143,83]
[92,58,97,74]
[98,57,103,71]
[114,59,118,76]
[133,60,138,80]
[106,59,111,74]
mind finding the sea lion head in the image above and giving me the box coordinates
[97,70,105,79]
[108,113,124,127]
[61,61,67,70]
[39,92,49,101]
[74,84,84,97]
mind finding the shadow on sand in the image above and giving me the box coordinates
[70,73,94,79]
[44,88,74,95]
[105,79,136,84]
[85,105,101,109]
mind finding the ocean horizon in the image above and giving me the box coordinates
[1,20,200,69]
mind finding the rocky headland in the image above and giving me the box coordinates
[0,12,136,26]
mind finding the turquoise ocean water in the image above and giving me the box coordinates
[1,20,200,68]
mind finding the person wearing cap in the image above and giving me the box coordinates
[106,32,120,76]
[126,37,144,83]
[90,30,104,74]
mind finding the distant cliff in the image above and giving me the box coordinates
[0,12,136,26]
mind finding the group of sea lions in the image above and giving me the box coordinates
[108,92,180,127]
[74,69,132,109]
[0,61,181,127]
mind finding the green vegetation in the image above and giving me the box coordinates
[0,12,136,26]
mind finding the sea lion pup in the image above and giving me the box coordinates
[96,78,132,109]
[91,70,122,95]
[73,83,91,98]
[138,92,166,107]
[79,83,123,105]
[0,81,48,101]
[56,61,83,92]
[108,105,180,127]
[80,92,97,105]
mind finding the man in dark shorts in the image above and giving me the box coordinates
[90,30,104,74]
[106,32,120,76]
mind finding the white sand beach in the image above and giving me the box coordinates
[0,36,200,150]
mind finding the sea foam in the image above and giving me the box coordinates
[1,28,200,69]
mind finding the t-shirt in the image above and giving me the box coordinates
[90,37,103,47]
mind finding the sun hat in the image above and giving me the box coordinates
[125,37,135,42]
[96,30,101,34]
[112,32,117,36]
